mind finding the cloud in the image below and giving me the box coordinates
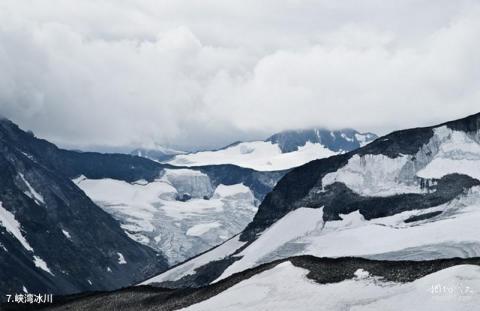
[1,0,480,150]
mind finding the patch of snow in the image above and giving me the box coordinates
[299,187,480,260]
[161,168,207,177]
[183,262,480,311]
[73,176,177,209]
[168,141,338,171]
[322,154,426,196]
[107,267,112,272]
[337,210,366,228]
[19,173,45,205]
[33,256,54,275]
[187,222,222,236]
[62,229,71,240]
[341,133,354,142]
[216,207,324,282]
[417,126,480,181]
[355,133,373,147]
[117,252,127,264]
[21,152,35,161]
[354,269,370,279]
[1,202,55,275]
[0,202,33,251]
[213,184,251,198]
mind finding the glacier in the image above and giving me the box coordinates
[74,169,257,264]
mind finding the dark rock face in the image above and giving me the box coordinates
[305,174,479,221]
[21,256,480,311]
[0,119,166,183]
[241,112,480,241]
[266,128,377,153]
[404,211,443,223]
[0,119,169,298]
[155,256,240,290]
[240,154,351,240]
[357,111,480,158]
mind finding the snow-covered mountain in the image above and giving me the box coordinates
[0,119,168,297]
[9,113,480,310]
[131,145,186,162]
[167,128,377,171]
[0,118,287,299]
[69,160,285,266]
[136,112,480,308]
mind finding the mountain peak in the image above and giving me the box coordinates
[266,128,377,153]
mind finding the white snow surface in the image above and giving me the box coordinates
[62,229,72,240]
[302,194,480,259]
[117,252,127,264]
[141,235,246,285]
[322,154,426,197]
[0,201,33,252]
[212,186,480,282]
[19,173,45,205]
[417,126,480,181]
[33,256,54,275]
[186,222,222,236]
[168,141,337,171]
[183,262,480,311]
[213,184,251,198]
[217,207,324,281]
[355,133,372,147]
[74,171,257,264]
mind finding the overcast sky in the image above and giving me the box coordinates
[1,0,480,151]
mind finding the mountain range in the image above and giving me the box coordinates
[1,119,367,299]
[41,112,480,311]
[138,128,377,171]
[3,113,480,310]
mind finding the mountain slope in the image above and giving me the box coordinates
[72,172,258,265]
[0,119,169,297]
[71,164,284,264]
[242,112,480,240]
[266,128,377,152]
[167,128,377,171]
[0,119,286,269]
[33,256,480,311]
[145,112,480,288]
